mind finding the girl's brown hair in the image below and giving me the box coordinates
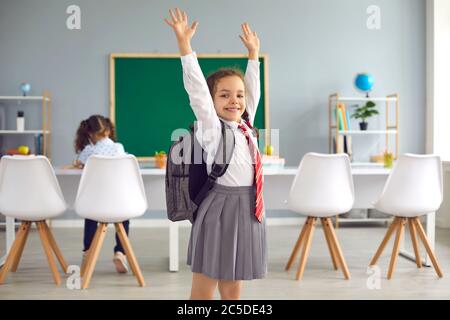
[74,115,117,153]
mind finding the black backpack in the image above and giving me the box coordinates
[165,120,235,223]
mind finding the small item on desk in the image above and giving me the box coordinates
[263,144,274,156]
[261,154,285,169]
[138,157,156,168]
[154,151,167,169]
[383,151,394,168]
[370,154,384,164]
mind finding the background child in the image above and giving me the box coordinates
[165,8,267,300]
[74,114,130,274]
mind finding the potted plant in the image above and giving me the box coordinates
[351,101,379,130]
[154,151,167,169]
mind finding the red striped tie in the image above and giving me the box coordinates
[238,123,264,223]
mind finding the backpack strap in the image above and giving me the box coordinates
[210,120,235,177]
[194,120,235,204]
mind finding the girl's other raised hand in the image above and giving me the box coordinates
[239,23,260,60]
[164,8,199,47]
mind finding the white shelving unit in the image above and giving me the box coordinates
[329,93,399,167]
[328,93,398,223]
[0,92,52,158]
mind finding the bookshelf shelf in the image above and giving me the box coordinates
[334,97,398,102]
[331,130,398,135]
[0,130,50,134]
[0,92,52,158]
[0,96,51,102]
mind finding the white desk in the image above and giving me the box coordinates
[1,166,435,271]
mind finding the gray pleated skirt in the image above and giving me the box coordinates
[187,183,267,281]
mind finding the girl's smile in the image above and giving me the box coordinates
[224,105,242,113]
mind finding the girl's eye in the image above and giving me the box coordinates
[220,94,229,98]
[238,95,244,98]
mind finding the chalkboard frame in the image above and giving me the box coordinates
[109,53,269,158]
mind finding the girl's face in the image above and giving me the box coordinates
[213,76,246,122]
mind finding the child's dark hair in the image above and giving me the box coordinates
[206,68,258,137]
[74,114,116,153]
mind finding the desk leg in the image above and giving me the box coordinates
[399,212,434,267]
[1,217,15,266]
[169,221,179,272]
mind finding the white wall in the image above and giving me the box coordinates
[0,0,426,166]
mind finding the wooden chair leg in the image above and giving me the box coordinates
[325,217,350,279]
[0,221,29,284]
[408,218,422,268]
[285,217,311,271]
[321,218,339,270]
[42,221,68,273]
[11,221,32,272]
[413,217,443,278]
[295,217,316,280]
[370,217,400,266]
[80,221,101,277]
[82,223,108,289]
[36,221,61,285]
[387,218,406,279]
[115,223,146,287]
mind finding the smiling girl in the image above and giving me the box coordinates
[165,8,267,300]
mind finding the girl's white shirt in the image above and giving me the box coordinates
[181,52,261,187]
[77,137,126,164]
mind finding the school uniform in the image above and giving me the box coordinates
[181,52,267,280]
[77,137,129,254]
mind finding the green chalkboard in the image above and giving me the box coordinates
[110,54,268,158]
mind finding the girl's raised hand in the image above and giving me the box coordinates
[164,8,199,43]
[239,23,260,60]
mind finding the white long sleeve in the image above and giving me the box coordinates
[244,59,261,126]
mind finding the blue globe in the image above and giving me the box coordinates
[20,83,31,96]
[354,73,374,92]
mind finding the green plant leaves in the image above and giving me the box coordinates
[351,100,378,122]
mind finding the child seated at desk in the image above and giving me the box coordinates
[74,114,129,273]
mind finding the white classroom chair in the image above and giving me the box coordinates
[74,154,147,289]
[285,152,354,280]
[0,155,68,285]
[369,153,444,279]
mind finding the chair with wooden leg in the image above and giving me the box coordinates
[74,155,148,289]
[285,153,354,280]
[369,153,444,279]
[0,156,68,285]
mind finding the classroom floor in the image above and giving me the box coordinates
[0,223,449,300]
